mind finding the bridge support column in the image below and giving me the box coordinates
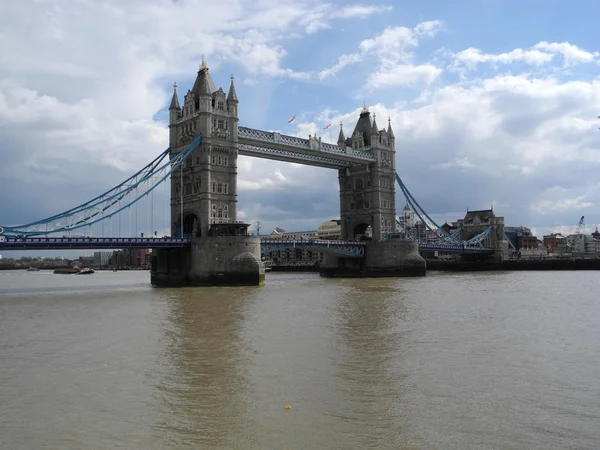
[320,240,425,278]
[151,235,264,287]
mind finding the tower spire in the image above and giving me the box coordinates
[169,82,180,110]
[227,74,238,103]
[337,122,346,146]
[387,117,395,138]
[371,112,379,134]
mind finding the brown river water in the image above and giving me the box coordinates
[0,269,599,449]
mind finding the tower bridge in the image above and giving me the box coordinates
[0,58,504,285]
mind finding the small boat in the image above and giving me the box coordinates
[76,268,95,275]
[26,267,40,272]
[54,267,82,274]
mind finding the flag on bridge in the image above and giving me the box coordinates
[323,123,331,130]
[288,114,296,123]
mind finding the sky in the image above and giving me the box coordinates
[1,0,600,257]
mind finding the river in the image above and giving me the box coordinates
[0,270,599,449]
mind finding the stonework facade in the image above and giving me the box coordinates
[337,107,396,241]
[168,58,240,238]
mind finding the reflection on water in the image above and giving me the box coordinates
[1,270,600,449]
[154,287,259,448]
[332,279,414,449]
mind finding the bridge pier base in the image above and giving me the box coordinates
[320,240,426,278]
[151,236,265,287]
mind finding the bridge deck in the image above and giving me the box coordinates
[0,236,493,255]
[0,237,190,250]
[238,127,375,168]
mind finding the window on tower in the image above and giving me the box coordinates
[218,101,224,110]
[223,156,228,166]
[223,183,228,194]
[217,119,224,129]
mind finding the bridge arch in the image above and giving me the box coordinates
[175,211,201,238]
[353,223,372,241]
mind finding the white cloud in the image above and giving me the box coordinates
[319,20,445,88]
[1,1,600,238]
[454,41,599,69]
[454,47,554,67]
[367,63,442,88]
[332,5,393,19]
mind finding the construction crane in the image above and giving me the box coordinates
[575,216,585,235]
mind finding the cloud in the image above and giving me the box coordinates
[318,20,445,88]
[1,1,600,244]
[454,41,599,69]
[366,64,442,89]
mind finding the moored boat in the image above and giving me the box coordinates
[54,267,83,274]
[26,267,40,272]
[76,268,94,275]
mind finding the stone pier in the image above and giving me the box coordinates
[319,240,426,278]
[151,235,264,286]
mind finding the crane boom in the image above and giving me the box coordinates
[575,216,585,235]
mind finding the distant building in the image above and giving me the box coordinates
[457,208,505,246]
[566,234,597,254]
[317,220,341,240]
[398,204,418,230]
[76,255,94,267]
[128,248,151,267]
[93,251,112,267]
[265,227,317,241]
[543,233,568,255]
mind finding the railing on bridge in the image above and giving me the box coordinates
[0,236,190,251]
[260,239,366,258]
[238,127,376,166]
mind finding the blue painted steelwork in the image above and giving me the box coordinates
[261,239,366,257]
[434,228,463,244]
[238,127,376,167]
[394,171,455,241]
[394,171,496,252]
[418,242,494,254]
[0,236,190,251]
[1,137,202,236]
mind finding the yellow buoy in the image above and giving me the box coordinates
[285,405,292,410]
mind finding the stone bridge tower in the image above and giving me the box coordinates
[168,57,239,238]
[153,59,263,287]
[337,106,396,241]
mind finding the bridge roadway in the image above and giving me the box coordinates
[0,236,494,255]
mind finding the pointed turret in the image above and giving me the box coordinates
[169,82,180,110]
[387,117,395,138]
[371,113,379,135]
[337,122,345,146]
[227,75,238,103]
[191,56,217,104]
[351,103,373,147]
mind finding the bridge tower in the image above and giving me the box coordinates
[338,106,396,241]
[152,58,264,287]
[320,106,426,278]
[169,57,239,238]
